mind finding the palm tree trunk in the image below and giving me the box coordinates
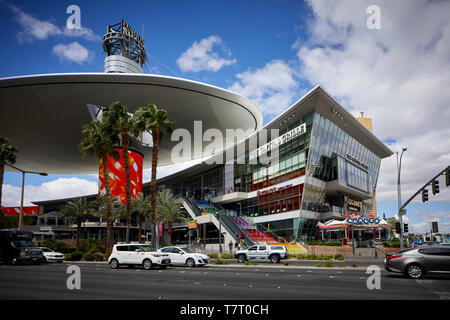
[102,152,113,250]
[168,221,173,245]
[122,130,132,242]
[150,125,160,249]
[77,219,81,247]
[138,212,142,243]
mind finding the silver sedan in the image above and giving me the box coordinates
[385,246,450,279]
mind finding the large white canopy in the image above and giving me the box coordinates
[0,73,262,173]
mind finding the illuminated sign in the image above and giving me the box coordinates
[250,123,306,160]
[347,214,380,225]
[346,198,363,212]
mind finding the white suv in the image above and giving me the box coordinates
[108,244,171,270]
[234,245,288,263]
[157,246,209,267]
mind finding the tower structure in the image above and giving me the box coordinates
[357,112,377,217]
[102,19,146,73]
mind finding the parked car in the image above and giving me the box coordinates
[0,229,43,265]
[235,245,288,263]
[108,243,171,270]
[385,246,450,279]
[40,247,65,263]
[157,246,209,267]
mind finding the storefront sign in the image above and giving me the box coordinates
[347,214,380,225]
[346,197,363,212]
[346,154,369,171]
[257,184,293,196]
[249,123,306,160]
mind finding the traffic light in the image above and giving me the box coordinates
[432,180,440,195]
[404,223,409,233]
[446,168,450,187]
[395,222,401,233]
[422,189,429,202]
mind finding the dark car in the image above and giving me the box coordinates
[385,246,450,279]
[0,229,43,265]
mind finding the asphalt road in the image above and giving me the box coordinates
[0,262,449,300]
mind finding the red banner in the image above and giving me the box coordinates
[2,206,39,217]
[99,148,143,204]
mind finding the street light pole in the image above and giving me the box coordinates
[2,162,47,230]
[396,148,407,251]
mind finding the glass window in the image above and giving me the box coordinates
[249,246,258,251]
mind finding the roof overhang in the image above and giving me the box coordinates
[0,73,262,174]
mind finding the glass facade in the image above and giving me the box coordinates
[304,112,382,217]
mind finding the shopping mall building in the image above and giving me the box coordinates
[1,20,393,247]
[26,85,392,247]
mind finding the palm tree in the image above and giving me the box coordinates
[156,189,187,246]
[0,136,19,215]
[133,105,175,249]
[131,193,150,242]
[79,120,120,250]
[91,195,125,243]
[102,102,136,242]
[60,197,92,247]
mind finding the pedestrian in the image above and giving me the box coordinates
[228,240,233,254]
[239,232,244,247]
[234,241,239,251]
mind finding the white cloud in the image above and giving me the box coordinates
[8,4,100,42]
[296,0,450,203]
[177,35,236,72]
[1,178,98,207]
[228,60,301,117]
[410,210,450,234]
[52,42,91,64]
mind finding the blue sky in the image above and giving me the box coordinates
[1,0,449,234]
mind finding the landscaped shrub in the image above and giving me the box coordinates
[334,254,344,260]
[65,251,84,261]
[296,254,333,260]
[83,245,106,261]
[308,241,342,246]
[41,239,73,253]
[382,239,407,248]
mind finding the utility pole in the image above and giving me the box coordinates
[396,148,407,250]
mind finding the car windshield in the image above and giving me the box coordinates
[179,247,194,253]
[12,240,35,248]
[41,248,52,252]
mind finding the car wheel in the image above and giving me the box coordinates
[109,258,119,269]
[270,255,280,264]
[143,259,153,270]
[237,254,246,263]
[186,258,195,268]
[405,264,424,279]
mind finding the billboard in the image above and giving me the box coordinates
[2,206,39,217]
[99,148,143,204]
